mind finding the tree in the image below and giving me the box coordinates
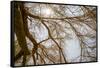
[13,2,97,66]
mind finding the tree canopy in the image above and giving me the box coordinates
[13,2,97,66]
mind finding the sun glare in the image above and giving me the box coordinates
[41,8,53,17]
